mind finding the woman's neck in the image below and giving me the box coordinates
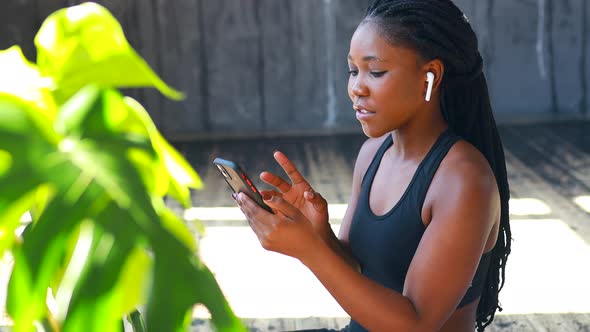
[390,103,448,161]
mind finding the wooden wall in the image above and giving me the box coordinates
[1,0,588,141]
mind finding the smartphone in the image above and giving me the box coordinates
[213,157,273,213]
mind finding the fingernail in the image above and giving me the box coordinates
[307,191,315,199]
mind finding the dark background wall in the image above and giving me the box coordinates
[1,0,588,141]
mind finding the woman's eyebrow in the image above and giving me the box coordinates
[348,54,387,62]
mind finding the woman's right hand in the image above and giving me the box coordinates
[259,151,330,235]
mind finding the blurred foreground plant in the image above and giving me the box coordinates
[0,3,245,332]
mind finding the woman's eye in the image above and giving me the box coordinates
[370,71,387,77]
[348,69,358,76]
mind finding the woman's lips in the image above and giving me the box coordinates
[354,105,375,121]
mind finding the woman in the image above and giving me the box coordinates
[234,0,511,331]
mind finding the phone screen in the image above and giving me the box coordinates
[213,158,273,213]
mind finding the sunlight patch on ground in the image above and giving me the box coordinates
[186,198,551,222]
[198,225,347,319]
[198,218,590,319]
[499,218,590,314]
[509,198,551,216]
[574,196,590,213]
[185,204,349,221]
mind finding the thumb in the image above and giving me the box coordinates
[304,190,327,212]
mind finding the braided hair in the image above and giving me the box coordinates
[363,1,511,331]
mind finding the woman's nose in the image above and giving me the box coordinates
[350,79,368,97]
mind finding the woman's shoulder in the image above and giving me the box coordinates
[446,139,494,178]
[435,138,499,200]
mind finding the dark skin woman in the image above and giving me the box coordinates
[235,1,511,331]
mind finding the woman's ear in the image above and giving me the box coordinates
[423,59,444,97]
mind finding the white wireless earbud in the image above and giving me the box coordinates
[425,72,435,102]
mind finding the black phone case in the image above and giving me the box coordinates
[213,158,273,213]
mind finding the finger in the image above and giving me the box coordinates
[259,190,281,199]
[263,195,303,221]
[259,189,281,196]
[304,190,328,213]
[237,195,275,241]
[274,151,308,186]
[236,199,260,231]
[238,193,273,226]
[260,171,292,193]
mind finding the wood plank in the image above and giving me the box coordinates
[117,0,163,125]
[549,121,590,153]
[526,313,590,332]
[509,125,590,197]
[487,314,537,332]
[551,0,584,113]
[155,0,206,137]
[331,0,371,130]
[584,0,589,114]
[294,317,328,330]
[35,0,69,32]
[201,0,263,135]
[490,0,552,114]
[257,0,296,132]
[0,0,38,61]
[246,318,297,331]
[258,0,333,134]
[499,126,590,244]
[183,133,365,210]
[101,0,144,108]
[133,0,164,126]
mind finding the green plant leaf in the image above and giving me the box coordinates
[0,46,57,122]
[35,2,183,104]
[124,97,203,207]
[153,197,197,252]
[112,247,152,317]
[0,170,40,260]
[0,93,58,146]
[8,186,101,332]
[61,221,134,332]
[0,96,56,259]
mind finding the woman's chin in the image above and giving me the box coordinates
[361,123,388,138]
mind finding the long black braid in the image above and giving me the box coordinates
[364,1,512,331]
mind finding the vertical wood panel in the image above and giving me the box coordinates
[332,0,372,130]
[202,0,263,134]
[35,1,69,36]
[551,0,583,113]
[491,0,552,113]
[472,0,495,85]
[119,0,164,126]
[258,0,296,131]
[291,1,330,131]
[3,0,588,139]
[583,0,589,114]
[0,0,38,61]
[259,0,332,133]
[100,0,144,112]
[156,0,206,137]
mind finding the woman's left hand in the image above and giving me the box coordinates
[235,192,324,260]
